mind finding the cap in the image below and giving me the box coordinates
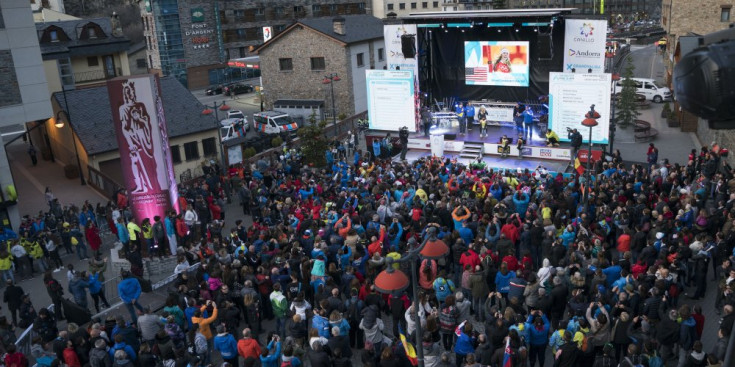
[62,222,70,228]
[656,232,665,240]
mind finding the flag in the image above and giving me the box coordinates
[574,157,585,175]
[466,66,488,82]
[399,324,418,366]
[502,338,513,367]
[600,0,605,14]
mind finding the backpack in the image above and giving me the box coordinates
[71,236,79,246]
[579,334,590,353]
[272,294,288,316]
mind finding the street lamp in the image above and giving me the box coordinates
[54,103,86,186]
[201,101,232,203]
[322,73,341,136]
[581,105,600,212]
[374,228,449,367]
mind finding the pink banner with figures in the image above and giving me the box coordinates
[107,75,176,224]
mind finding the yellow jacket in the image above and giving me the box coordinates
[142,224,153,240]
[0,254,13,270]
[127,222,141,241]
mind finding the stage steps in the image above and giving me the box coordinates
[459,141,484,160]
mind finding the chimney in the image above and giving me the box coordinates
[333,17,346,36]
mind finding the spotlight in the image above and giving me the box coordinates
[470,22,474,28]
[440,24,445,29]
[534,27,538,32]
[461,29,465,33]
[497,28,501,33]
[515,28,520,32]
[445,28,448,33]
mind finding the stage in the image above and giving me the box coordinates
[398,123,573,162]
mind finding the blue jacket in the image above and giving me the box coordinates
[602,265,622,288]
[525,314,550,345]
[69,278,89,304]
[513,193,530,218]
[522,109,534,123]
[260,341,282,367]
[109,342,136,361]
[164,217,175,236]
[454,328,475,355]
[213,333,238,359]
[433,278,455,303]
[458,226,474,245]
[495,271,515,294]
[372,141,381,156]
[464,105,475,118]
[117,277,141,303]
[116,223,129,243]
[679,317,697,350]
[88,273,102,294]
[312,314,330,338]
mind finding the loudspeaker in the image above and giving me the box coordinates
[537,33,553,60]
[401,34,416,59]
[444,133,457,140]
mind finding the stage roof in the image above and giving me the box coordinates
[402,8,577,20]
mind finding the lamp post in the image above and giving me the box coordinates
[374,228,449,367]
[201,101,232,203]
[322,73,341,137]
[55,89,86,185]
[581,105,600,212]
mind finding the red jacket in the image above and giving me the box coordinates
[63,348,80,367]
[85,226,102,251]
[459,250,481,271]
[502,255,520,272]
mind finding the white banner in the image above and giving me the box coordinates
[563,19,608,74]
[263,26,272,42]
[366,70,415,132]
[384,24,418,78]
[548,72,612,144]
[228,145,243,165]
[484,106,515,122]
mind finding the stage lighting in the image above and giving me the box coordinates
[534,27,538,32]
[497,28,502,33]
[445,28,448,33]
[515,28,520,32]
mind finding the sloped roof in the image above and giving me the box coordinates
[53,77,218,155]
[36,17,129,59]
[256,14,383,53]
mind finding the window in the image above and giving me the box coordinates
[387,4,394,10]
[275,7,284,17]
[310,57,325,71]
[50,30,59,42]
[202,138,217,157]
[433,1,438,7]
[378,48,384,61]
[722,7,731,22]
[359,2,366,11]
[87,56,99,67]
[255,7,264,15]
[422,2,428,8]
[399,3,405,10]
[171,145,182,164]
[88,27,97,39]
[58,58,74,88]
[312,4,321,13]
[279,58,293,71]
[136,58,146,68]
[294,5,303,13]
[183,142,199,161]
[356,53,364,67]
[411,2,417,9]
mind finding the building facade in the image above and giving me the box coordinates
[36,16,131,93]
[139,0,369,90]
[256,15,385,118]
[370,0,445,18]
[0,0,53,229]
[500,1,659,22]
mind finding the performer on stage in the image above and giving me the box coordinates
[500,135,511,158]
[464,102,475,133]
[477,106,488,138]
[513,102,525,135]
[455,103,466,135]
[517,134,526,158]
[522,106,535,143]
[420,106,432,137]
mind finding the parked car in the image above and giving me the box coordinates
[205,84,224,95]
[227,110,246,120]
[253,111,298,135]
[227,83,254,95]
[613,77,672,103]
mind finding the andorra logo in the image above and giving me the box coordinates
[579,23,594,38]
[568,49,576,56]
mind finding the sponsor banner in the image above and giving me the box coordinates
[482,106,515,122]
[548,72,611,144]
[107,75,176,223]
[484,143,572,161]
[263,26,272,42]
[384,24,418,77]
[563,19,607,73]
[366,70,415,132]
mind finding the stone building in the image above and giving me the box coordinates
[139,0,369,89]
[256,14,385,119]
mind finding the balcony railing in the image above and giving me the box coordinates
[73,69,110,83]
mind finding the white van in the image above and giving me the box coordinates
[253,111,299,135]
[613,78,672,103]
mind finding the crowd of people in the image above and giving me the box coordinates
[0,136,732,367]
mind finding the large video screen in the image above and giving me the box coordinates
[464,41,530,87]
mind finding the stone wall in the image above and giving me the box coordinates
[668,0,734,39]
[0,50,22,107]
[109,242,178,279]
[259,26,353,117]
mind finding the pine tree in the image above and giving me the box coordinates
[297,111,328,167]
[616,60,640,128]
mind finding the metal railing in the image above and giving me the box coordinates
[73,69,108,83]
[14,263,200,361]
